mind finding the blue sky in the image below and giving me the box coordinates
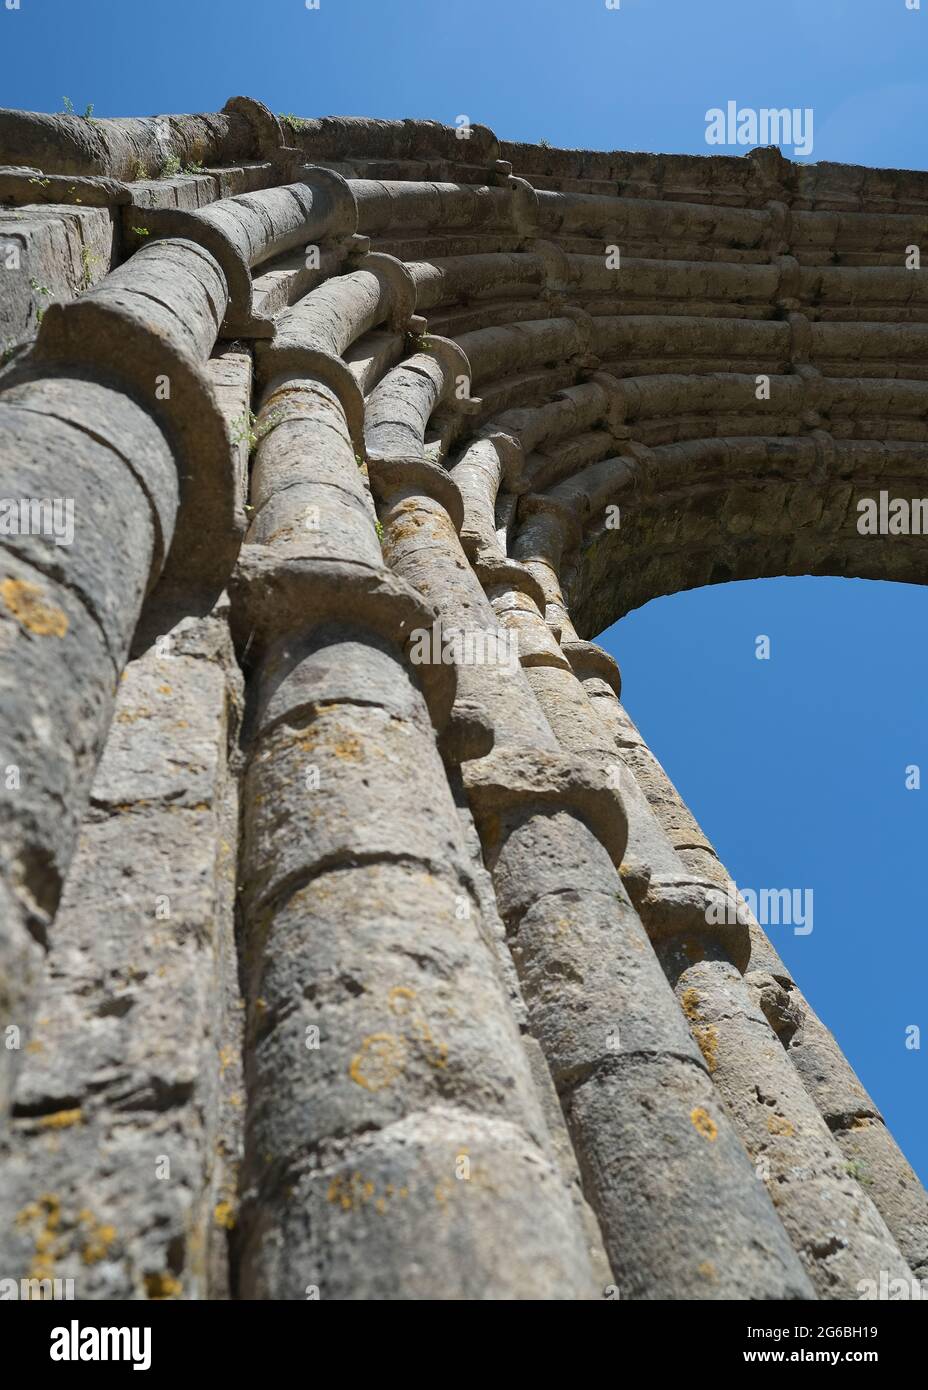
[3,0,925,1181]
[4,0,928,169]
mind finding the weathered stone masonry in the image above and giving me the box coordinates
[0,98,926,1299]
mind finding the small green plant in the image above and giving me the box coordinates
[231,410,258,450]
[131,226,150,238]
[30,277,51,324]
[538,138,551,148]
[160,154,182,178]
[28,175,51,189]
[374,519,384,542]
[134,160,147,180]
[846,1160,873,1188]
[278,112,310,132]
[406,328,432,353]
[61,97,94,119]
[355,452,365,469]
[258,407,285,444]
[183,161,207,175]
[1,340,17,365]
[79,245,101,290]
[232,408,285,453]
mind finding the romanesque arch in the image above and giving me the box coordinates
[0,99,925,1300]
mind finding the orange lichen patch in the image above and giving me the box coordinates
[38,1107,82,1130]
[327,1172,407,1214]
[389,515,426,545]
[16,1194,60,1231]
[766,1114,795,1138]
[349,1032,404,1090]
[0,578,68,636]
[388,986,449,1070]
[697,1260,718,1282]
[115,707,153,723]
[145,1272,183,1299]
[16,1194,63,1281]
[850,1116,873,1131]
[156,684,173,696]
[690,1107,718,1142]
[331,734,364,761]
[78,1210,117,1265]
[680,987,701,1023]
[694,1024,719,1074]
[213,1201,236,1230]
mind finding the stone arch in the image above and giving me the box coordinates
[1,102,926,1300]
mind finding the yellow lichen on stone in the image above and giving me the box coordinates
[79,1211,117,1265]
[145,1271,183,1299]
[694,1024,719,1074]
[16,1194,63,1282]
[332,733,364,761]
[690,1107,718,1142]
[766,1114,795,1138]
[680,987,701,1022]
[388,985,448,1069]
[349,1031,404,1090]
[0,578,68,636]
[213,1201,236,1230]
[327,1172,408,1215]
[39,1107,82,1129]
[115,708,153,723]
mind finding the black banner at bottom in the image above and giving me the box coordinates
[4,1296,923,1376]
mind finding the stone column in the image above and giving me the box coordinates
[0,605,243,1299]
[0,236,240,1120]
[582,671,928,1281]
[367,424,810,1297]
[552,630,917,1298]
[228,340,599,1298]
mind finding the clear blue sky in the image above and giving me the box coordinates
[3,0,925,1181]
